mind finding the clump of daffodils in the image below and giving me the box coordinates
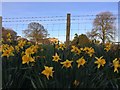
[22,45,39,64]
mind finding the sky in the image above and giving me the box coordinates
[2,2,118,42]
[2,2,118,17]
[1,0,120,2]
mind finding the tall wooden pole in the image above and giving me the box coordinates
[0,16,2,89]
[66,13,71,47]
[118,1,120,42]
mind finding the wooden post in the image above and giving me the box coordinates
[118,1,120,42]
[0,16,2,89]
[66,13,71,47]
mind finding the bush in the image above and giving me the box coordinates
[71,34,91,47]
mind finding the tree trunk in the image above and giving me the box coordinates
[102,20,105,44]
[102,29,106,44]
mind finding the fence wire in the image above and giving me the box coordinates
[2,14,119,43]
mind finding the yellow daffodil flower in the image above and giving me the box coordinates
[15,46,20,52]
[76,57,86,68]
[87,47,95,57]
[94,56,106,68]
[2,49,14,57]
[61,59,73,68]
[71,46,77,52]
[32,45,39,53]
[1,45,14,57]
[104,42,111,52]
[25,47,34,55]
[73,80,80,87]
[25,45,38,55]
[7,38,11,42]
[113,58,120,73]
[18,40,26,49]
[0,45,2,52]
[52,53,61,62]
[7,33,11,39]
[41,66,54,80]
[22,55,35,64]
[71,46,81,55]
[0,38,4,43]
[59,43,66,50]
[27,41,32,45]
[83,47,94,57]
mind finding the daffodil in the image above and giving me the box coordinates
[83,47,89,52]
[61,59,73,68]
[22,55,35,64]
[55,44,59,49]
[15,46,20,52]
[7,33,11,38]
[27,41,32,45]
[104,42,111,52]
[0,38,4,43]
[59,43,66,50]
[83,47,94,57]
[18,40,26,49]
[71,46,81,55]
[94,56,106,68]
[52,53,61,62]
[53,40,58,44]
[2,44,9,50]
[25,45,38,56]
[0,45,2,52]
[1,45,14,57]
[2,49,14,57]
[112,58,120,73]
[76,48,81,55]
[73,80,80,87]
[9,46,14,51]
[71,46,77,52]
[87,47,95,57]
[76,57,86,68]
[41,66,54,80]
[21,51,25,56]
[25,47,34,55]
[7,38,11,42]
[32,45,39,53]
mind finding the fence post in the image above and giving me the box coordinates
[66,13,71,47]
[0,16,2,89]
[118,1,120,42]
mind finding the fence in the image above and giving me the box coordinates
[2,13,119,44]
[0,16,2,90]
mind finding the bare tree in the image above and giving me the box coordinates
[87,11,116,44]
[23,22,49,44]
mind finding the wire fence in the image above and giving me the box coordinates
[2,14,119,43]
